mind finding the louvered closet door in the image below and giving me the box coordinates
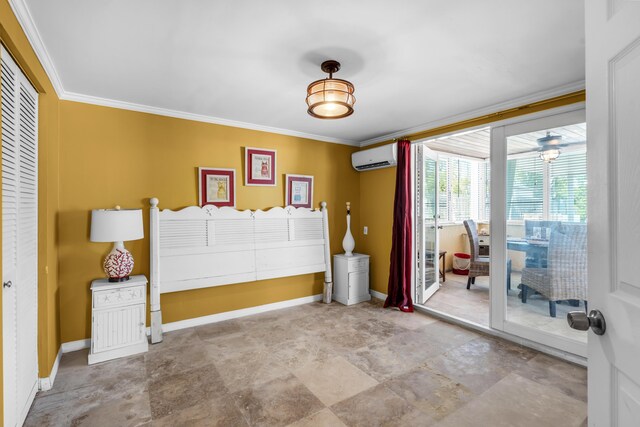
[1,46,39,427]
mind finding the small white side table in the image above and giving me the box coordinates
[88,275,149,365]
[333,253,371,305]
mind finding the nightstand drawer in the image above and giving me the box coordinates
[349,257,369,273]
[93,285,145,309]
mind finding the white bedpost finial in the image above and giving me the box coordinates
[321,201,327,210]
[150,198,159,208]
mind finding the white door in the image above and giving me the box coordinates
[1,46,39,427]
[585,1,640,425]
[415,144,440,304]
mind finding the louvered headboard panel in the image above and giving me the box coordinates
[148,198,333,343]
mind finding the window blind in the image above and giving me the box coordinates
[506,156,544,220]
[549,150,587,222]
[438,160,449,222]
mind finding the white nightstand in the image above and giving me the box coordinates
[333,253,371,305]
[88,275,149,365]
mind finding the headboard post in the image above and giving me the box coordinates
[321,201,333,303]
[149,197,163,343]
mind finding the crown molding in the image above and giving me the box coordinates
[357,80,586,147]
[8,0,65,97]
[61,91,359,146]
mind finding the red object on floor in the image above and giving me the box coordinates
[452,252,471,275]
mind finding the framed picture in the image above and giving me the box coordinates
[198,167,236,207]
[245,147,276,186]
[286,174,314,208]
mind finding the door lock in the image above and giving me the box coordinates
[3,281,12,288]
[567,309,606,335]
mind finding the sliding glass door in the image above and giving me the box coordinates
[490,108,587,357]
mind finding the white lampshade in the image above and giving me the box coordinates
[90,209,144,243]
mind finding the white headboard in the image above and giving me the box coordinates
[148,198,332,343]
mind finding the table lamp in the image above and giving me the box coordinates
[90,206,144,282]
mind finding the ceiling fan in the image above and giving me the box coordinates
[536,132,585,163]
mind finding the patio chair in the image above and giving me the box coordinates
[463,219,512,290]
[524,220,561,268]
[520,223,587,317]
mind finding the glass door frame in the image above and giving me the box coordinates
[413,143,440,305]
[490,108,587,358]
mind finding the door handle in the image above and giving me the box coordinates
[567,309,606,335]
[3,281,11,288]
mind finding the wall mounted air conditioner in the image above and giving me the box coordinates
[352,143,397,171]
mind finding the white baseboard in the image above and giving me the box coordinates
[159,293,323,334]
[60,294,324,351]
[61,338,91,353]
[38,346,62,391]
[370,289,388,301]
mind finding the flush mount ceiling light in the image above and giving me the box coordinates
[306,60,355,119]
[537,131,563,163]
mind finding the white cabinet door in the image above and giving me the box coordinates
[585,1,640,425]
[92,304,146,353]
[348,271,368,301]
[1,46,39,427]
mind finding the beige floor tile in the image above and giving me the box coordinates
[232,374,325,427]
[383,365,476,423]
[152,395,249,427]
[330,384,425,427]
[517,353,588,402]
[148,363,227,419]
[436,373,587,427]
[293,355,378,406]
[286,408,347,427]
[195,318,244,341]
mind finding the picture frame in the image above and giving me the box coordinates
[286,174,314,209]
[245,147,277,186]
[198,167,236,208]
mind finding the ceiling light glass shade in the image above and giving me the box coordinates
[306,60,355,119]
[539,148,561,163]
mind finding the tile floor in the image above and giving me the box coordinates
[25,299,587,426]
[424,273,588,343]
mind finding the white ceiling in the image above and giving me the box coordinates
[424,123,587,159]
[21,0,585,145]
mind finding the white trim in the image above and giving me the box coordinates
[158,293,323,334]
[359,81,586,147]
[37,346,62,391]
[61,91,359,146]
[369,289,387,301]
[61,338,91,353]
[7,0,65,96]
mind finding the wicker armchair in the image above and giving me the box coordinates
[520,223,587,317]
[463,219,512,290]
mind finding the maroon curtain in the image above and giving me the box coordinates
[384,139,414,312]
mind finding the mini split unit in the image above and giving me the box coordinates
[351,143,397,171]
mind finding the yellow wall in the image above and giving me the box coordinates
[358,94,586,295]
[58,101,360,343]
[1,0,62,415]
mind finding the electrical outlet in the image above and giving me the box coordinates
[363,226,368,235]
